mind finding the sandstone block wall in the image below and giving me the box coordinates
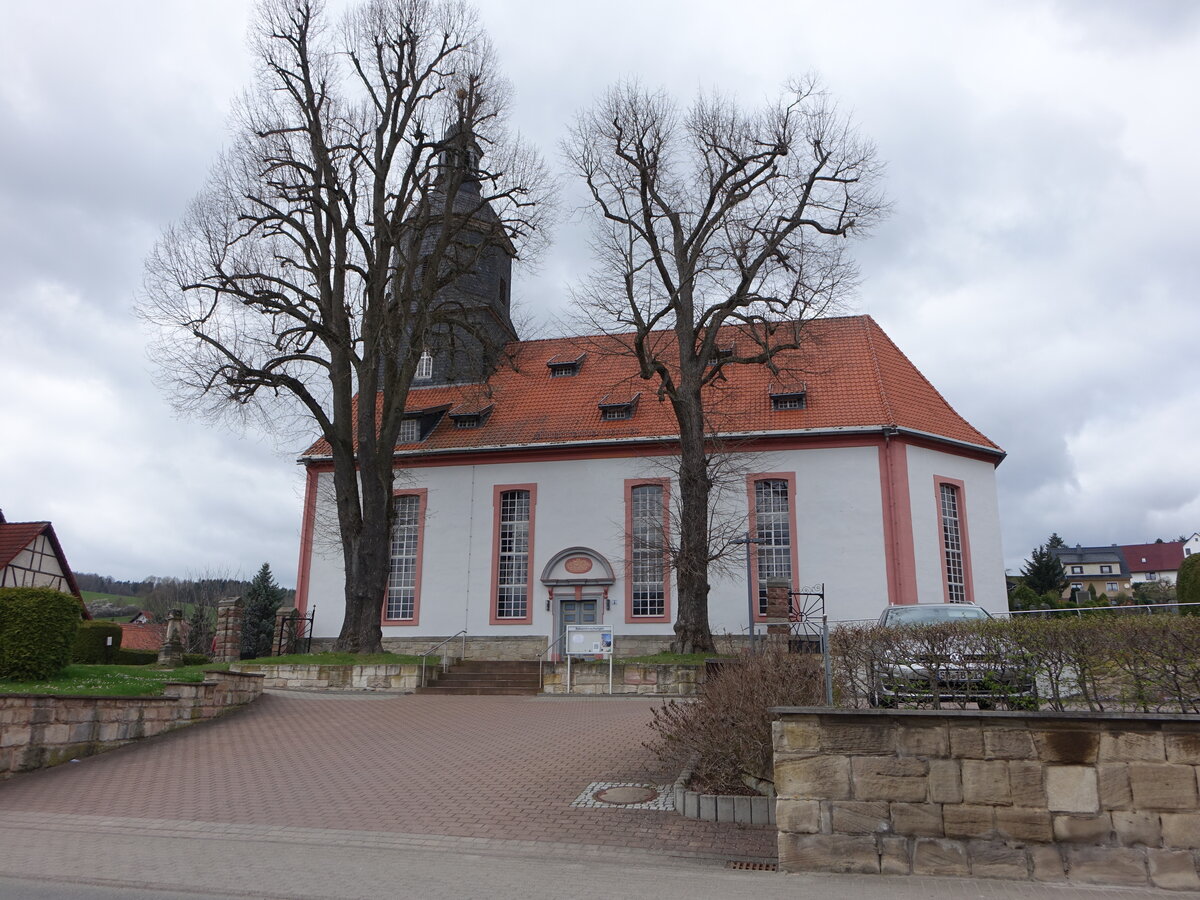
[773,708,1200,891]
[370,634,679,660]
[541,662,702,695]
[231,663,422,691]
[0,671,264,778]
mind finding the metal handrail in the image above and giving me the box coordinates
[536,632,568,692]
[419,630,468,688]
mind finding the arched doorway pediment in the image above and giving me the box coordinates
[540,547,615,586]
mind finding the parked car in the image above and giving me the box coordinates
[869,603,1037,709]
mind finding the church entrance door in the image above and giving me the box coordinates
[555,587,600,657]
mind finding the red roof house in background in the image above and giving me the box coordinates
[0,509,89,617]
[1118,540,1189,586]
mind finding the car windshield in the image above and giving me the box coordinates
[883,605,990,625]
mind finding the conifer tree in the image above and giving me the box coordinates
[241,563,288,660]
[1021,537,1068,597]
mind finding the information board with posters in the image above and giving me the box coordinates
[565,623,613,656]
[564,624,614,694]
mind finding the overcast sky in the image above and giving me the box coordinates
[1,0,1198,589]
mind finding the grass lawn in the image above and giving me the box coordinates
[0,663,228,697]
[618,651,728,665]
[240,651,426,666]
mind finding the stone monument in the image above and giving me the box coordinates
[158,608,185,668]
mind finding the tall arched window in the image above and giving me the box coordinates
[753,477,794,614]
[630,483,666,618]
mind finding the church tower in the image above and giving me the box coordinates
[413,121,517,387]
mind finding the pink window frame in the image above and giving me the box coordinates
[746,472,800,622]
[381,488,427,626]
[624,478,672,623]
[933,476,974,604]
[490,483,537,625]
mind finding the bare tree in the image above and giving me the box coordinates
[565,79,885,651]
[141,0,550,652]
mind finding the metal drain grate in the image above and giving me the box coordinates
[725,860,778,872]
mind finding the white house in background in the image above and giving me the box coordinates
[0,509,87,612]
[1118,539,1192,586]
[1184,533,1200,561]
[293,315,1008,658]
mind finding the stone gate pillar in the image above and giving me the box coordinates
[765,579,791,648]
[274,607,300,656]
[213,597,244,663]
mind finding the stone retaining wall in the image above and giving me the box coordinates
[231,662,422,691]
[0,670,263,778]
[772,707,1200,890]
[541,662,703,695]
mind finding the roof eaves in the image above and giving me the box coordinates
[299,422,1005,464]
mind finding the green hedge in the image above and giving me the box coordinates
[182,653,209,666]
[113,648,158,666]
[0,587,82,681]
[73,620,123,663]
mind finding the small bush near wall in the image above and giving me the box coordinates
[830,615,1200,713]
[646,647,823,795]
[73,620,123,662]
[0,588,81,681]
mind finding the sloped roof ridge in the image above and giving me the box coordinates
[860,316,896,425]
[507,314,872,350]
[863,316,998,450]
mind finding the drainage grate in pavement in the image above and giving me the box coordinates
[570,781,675,810]
[725,860,778,871]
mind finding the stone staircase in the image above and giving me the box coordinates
[416,660,542,696]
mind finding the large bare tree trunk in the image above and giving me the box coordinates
[671,372,716,653]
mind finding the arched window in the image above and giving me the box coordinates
[415,350,433,380]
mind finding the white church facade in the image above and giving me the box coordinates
[293,315,1007,657]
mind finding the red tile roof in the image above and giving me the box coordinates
[120,623,168,651]
[301,316,1001,460]
[0,522,48,570]
[1119,541,1184,574]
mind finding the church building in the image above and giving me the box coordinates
[292,129,1007,658]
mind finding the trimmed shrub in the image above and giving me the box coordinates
[0,587,82,681]
[1178,554,1200,614]
[113,648,158,666]
[182,653,209,666]
[72,620,123,663]
[646,647,823,795]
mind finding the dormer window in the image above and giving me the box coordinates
[770,383,808,411]
[599,392,640,421]
[399,419,421,443]
[708,345,735,366]
[547,352,586,378]
[449,401,493,430]
[415,350,433,381]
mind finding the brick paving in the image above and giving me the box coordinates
[0,691,775,862]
